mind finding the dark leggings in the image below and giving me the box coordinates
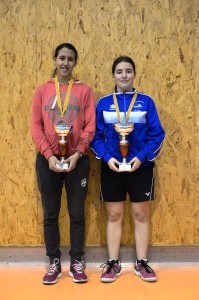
[36,153,90,262]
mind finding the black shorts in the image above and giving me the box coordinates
[100,162,154,203]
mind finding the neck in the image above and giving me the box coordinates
[116,87,133,93]
[56,75,71,84]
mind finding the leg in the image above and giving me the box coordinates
[106,202,125,260]
[127,165,154,260]
[131,201,157,282]
[100,162,125,282]
[65,155,90,262]
[100,201,124,283]
[36,153,63,260]
[131,201,150,260]
[128,166,156,282]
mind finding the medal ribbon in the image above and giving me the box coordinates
[54,76,74,118]
[113,91,138,124]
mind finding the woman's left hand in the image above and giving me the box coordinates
[64,152,80,172]
[128,157,141,172]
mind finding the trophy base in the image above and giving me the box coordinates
[56,163,69,170]
[119,163,131,171]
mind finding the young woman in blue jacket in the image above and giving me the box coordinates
[91,56,165,283]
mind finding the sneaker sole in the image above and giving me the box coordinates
[134,269,157,282]
[100,270,122,283]
[68,271,88,283]
[42,272,63,285]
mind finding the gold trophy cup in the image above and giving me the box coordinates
[54,121,72,170]
[113,123,134,171]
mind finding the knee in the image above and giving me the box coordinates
[69,208,85,224]
[44,215,59,226]
[133,210,149,223]
[108,210,123,223]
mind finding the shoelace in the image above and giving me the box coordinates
[138,261,154,274]
[100,262,116,274]
[72,261,84,273]
[47,258,60,274]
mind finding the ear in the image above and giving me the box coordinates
[112,73,116,81]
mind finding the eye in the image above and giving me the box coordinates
[68,57,75,62]
[59,56,66,61]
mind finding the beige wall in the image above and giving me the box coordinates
[0,0,198,246]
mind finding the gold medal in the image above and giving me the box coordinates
[54,76,74,118]
[113,91,137,124]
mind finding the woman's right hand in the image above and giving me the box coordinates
[108,157,122,172]
[48,156,63,172]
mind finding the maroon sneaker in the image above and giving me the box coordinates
[134,259,157,282]
[42,258,62,285]
[100,260,121,283]
[69,260,88,283]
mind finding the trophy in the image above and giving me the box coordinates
[113,123,134,171]
[54,121,72,170]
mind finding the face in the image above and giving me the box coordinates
[54,47,76,82]
[112,62,136,92]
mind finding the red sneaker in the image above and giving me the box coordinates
[100,260,121,283]
[69,260,88,283]
[42,258,62,285]
[134,259,157,282]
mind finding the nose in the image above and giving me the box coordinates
[121,71,127,78]
[63,59,69,66]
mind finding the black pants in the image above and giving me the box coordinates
[36,153,90,263]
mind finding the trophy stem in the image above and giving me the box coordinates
[119,135,129,158]
[58,136,68,157]
[122,157,127,164]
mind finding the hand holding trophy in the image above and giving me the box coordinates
[54,120,72,170]
[113,123,134,171]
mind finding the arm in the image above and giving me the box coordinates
[129,98,165,170]
[31,86,54,160]
[64,87,96,172]
[91,100,121,172]
[90,101,106,159]
[75,87,96,153]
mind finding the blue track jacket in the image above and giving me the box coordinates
[91,89,165,168]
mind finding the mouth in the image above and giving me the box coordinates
[60,67,71,74]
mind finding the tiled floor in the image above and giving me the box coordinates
[0,264,199,300]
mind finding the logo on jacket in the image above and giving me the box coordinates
[45,93,80,124]
[109,104,116,110]
[134,103,143,108]
[81,178,87,188]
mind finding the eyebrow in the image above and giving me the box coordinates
[116,68,133,71]
[58,55,75,60]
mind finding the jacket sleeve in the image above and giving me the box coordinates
[90,101,112,164]
[75,87,96,153]
[136,98,165,163]
[31,86,54,160]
